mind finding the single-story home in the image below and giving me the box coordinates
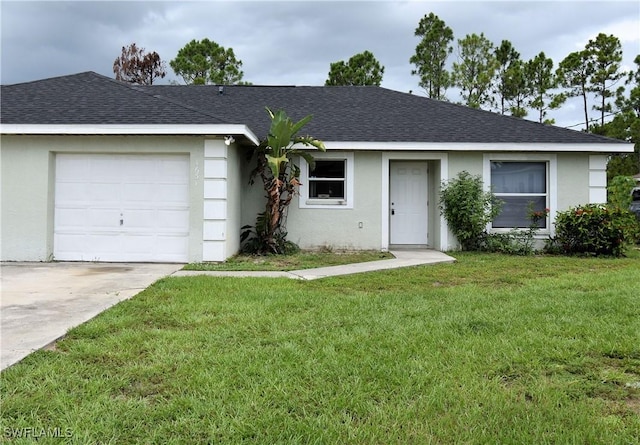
[1,72,633,262]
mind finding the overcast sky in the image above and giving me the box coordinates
[1,0,639,129]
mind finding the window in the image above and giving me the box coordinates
[309,160,345,199]
[299,152,354,209]
[491,161,548,229]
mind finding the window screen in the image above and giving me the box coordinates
[491,161,547,228]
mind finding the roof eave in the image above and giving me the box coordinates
[320,141,634,153]
[0,124,261,146]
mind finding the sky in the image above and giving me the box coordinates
[1,0,639,130]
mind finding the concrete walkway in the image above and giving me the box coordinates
[172,250,456,280]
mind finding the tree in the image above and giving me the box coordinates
[113,43,166,85]
[325,51,384,86]
[586,33,625,127]
[242,108,326,254]
[409,12,454,100]
[504,60,529,118]
[493,40,524,115]
[525,52,565,124]
[452,33,498,109]
[591,54,640,180]
[170,38,244,85]
[556,50,593,131]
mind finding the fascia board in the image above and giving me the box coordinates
[0,124,260,146]
[320,141,634,153]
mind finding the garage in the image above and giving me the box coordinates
[54,153,190,262]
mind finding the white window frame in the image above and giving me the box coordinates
[483,153,557,234]
[299,152,354,209]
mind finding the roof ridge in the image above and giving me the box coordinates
[88,74,230,125]
[1,71,104,87]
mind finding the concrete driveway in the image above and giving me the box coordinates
[1,262,182,370]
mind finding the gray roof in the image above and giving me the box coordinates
[0,71,626,144]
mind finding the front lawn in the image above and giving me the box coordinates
[183,249,393,271]
[1,253,639,443]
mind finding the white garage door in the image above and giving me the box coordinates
[54,154,190,262]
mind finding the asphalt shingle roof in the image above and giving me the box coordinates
[1,71,627,145]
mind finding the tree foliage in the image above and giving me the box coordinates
[452,33,498,109]
[409,13,453,100]
[113,43,166,85]
[557,50,593,131]
[325,51,384,86]
[591,54,640,180]
[170,38,244,85]
[439,171,502,251]
[504,60,530,118]
[586,33,625,127]
[525,52,565,124]
[242,108,326,254]
[493,40,523,115]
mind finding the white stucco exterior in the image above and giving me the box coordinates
[0,135,239,262]
[0,132,633,261]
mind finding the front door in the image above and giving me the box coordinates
[390,161,428,245]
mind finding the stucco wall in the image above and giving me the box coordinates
[240,151,384,251]
[1,140,53,260]
[1,135,206,262]
[557,153,589,210]
[225,142,243,257]
[288,151,383,250]
[448,152,484,178]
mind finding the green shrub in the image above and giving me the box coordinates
[482,205,549,256]
[439,171,502,251]
[608,175,636,211]
[549,204,638,257]
[483,230,536,256]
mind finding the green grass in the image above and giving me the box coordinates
[183,249,394,271]
[2,253,639,444]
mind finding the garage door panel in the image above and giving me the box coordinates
[55,208,87,228]
[55,154,190,262]
[89,208,122,229]
[57,157,90,180]
[124,209,157,229]
[54,233,86,257]
[159,157,190,179]
[123,209,189,231]
[89,157,122,180]
[122,183,156,202]
[90,183,121,202]
[154,236,190,260]
[154,184,190,203]
[55,182,91,202]
[157,210,190,230]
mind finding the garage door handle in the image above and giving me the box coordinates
[391,209,395,215]
[120,214,124,226]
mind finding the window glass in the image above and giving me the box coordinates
[310,160,345,179]
[309,160,345,199]
[492,196,546,228]
[491,162,546,193]
[491,161,547,229]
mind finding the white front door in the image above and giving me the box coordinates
[54,154,190,262]
[390,161,428,245]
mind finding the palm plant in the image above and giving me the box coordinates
[242,108,325,254]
